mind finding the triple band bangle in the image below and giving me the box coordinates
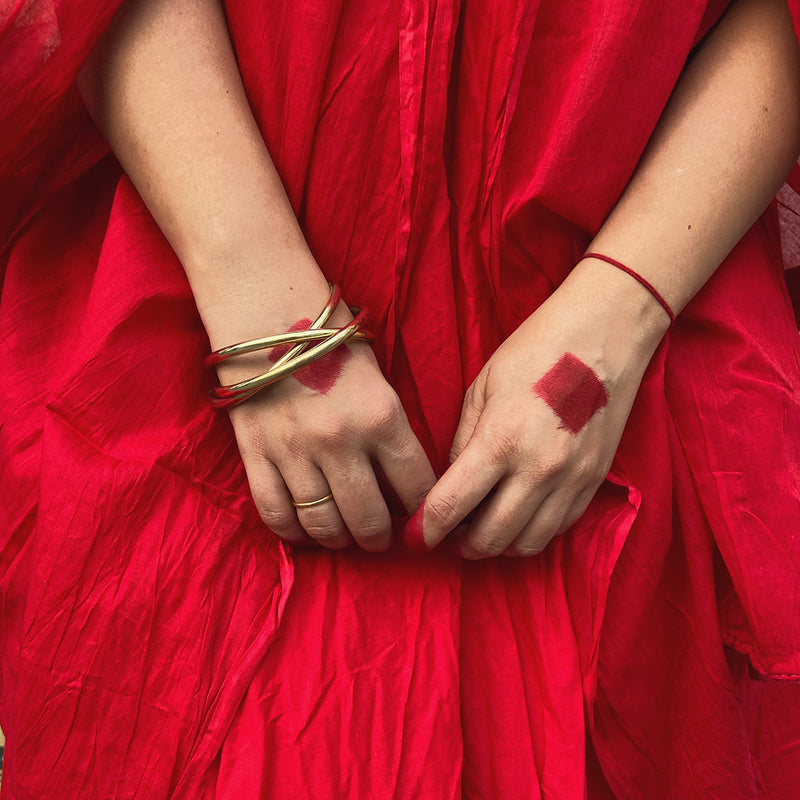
[207,283,372,408]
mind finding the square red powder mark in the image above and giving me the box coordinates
[269,318,350,394]
[533,353,608,434]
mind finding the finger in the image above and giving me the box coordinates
[405,437,506,552]
[373,418,437,515]
[449,384,482,463]
[243,457,314,545]
[320,453,392,552]
[459,477,548,559]
[504,491,574,557]
[279,460,351,549]
[558,486,598,533]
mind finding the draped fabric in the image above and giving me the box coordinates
[1,0,800,797]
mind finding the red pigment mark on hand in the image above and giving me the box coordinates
[270,318,350,394]
[533,353,608,434]
[403,499,429,553]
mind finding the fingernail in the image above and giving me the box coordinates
[403,499,429,553]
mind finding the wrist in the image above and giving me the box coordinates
[568,256,672,350]
[538,256,670,390]
[184,247,342,352]
[207,283,371,406]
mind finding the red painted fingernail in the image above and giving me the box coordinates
[403,499,429,553]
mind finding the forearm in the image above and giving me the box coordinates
[574,0,800,340]
[77,0,331,350]
[77,0,438,545]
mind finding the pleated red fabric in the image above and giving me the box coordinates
[2,1,800,797]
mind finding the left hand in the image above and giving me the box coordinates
[405,258,671,558]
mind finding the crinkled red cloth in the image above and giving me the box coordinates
[2,1,800,797]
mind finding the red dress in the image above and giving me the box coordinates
[2,1,800,797]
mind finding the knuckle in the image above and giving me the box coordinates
[426,492,461,529]
[596,457,615,484]
[578,485,599,508]
[510,526,553,554]
[298,506,344,542]
[365,391,404,435]
[562,493,595,531]
[510,540,547,557]
[534,443,571,480]
[470,535,506,557]
[573,455,604,485]
[255,503,295,534]
[310,417,351,449]
[571,460,594,485]
[488,506,518,536]
[351,514,390,542]
[302,519,345,543]
[303,520,340,539]
[479,427,520,466]
[353,531,390,552]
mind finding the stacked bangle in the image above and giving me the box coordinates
[583,252,676,325]
[207,283,371,408]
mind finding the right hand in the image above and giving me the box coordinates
[219,302,436,552]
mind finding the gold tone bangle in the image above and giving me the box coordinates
[210,313,365,407]
[207,283,372,408]
[206,327,370,366]
[206,282,340,367]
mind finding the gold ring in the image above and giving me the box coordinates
[291,492,334,509]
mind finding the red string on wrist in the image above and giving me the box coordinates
[583,252,676,325]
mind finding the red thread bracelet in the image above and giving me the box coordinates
[583,252,676,325]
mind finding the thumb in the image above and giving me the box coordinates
[449,381,484,463]
[404,433,502,552]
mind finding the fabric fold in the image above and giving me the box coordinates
[2,0,800,797]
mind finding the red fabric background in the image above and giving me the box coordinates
[1,0,800,797]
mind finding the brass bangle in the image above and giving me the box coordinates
[210,313,365,407]
[207,284,372,409]
[206,282,341,367]
[207,327,370,366]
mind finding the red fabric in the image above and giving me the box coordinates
[1,1,800,798]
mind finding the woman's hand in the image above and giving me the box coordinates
[77,0,437,553]
[409,258,670,558]
[220,300,436,552]
[409,0,800,558]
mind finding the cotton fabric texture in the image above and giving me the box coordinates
[2,0,800,797]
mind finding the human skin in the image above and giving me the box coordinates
[418,0,800,557]
[79,0,438,552]
[78,0,800,555]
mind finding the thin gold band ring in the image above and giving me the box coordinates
[291,492,335,509]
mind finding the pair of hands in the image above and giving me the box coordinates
[226,262,668,558]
